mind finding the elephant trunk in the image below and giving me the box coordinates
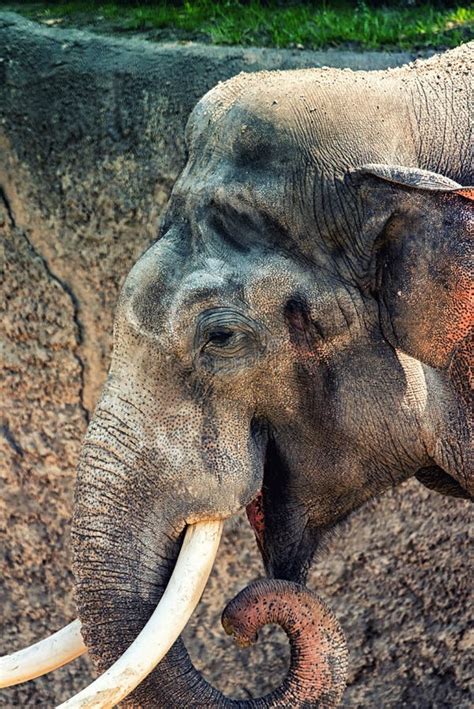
[72,411,347,707]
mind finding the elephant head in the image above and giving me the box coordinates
[68,73,471,706]
[3,69,471,706]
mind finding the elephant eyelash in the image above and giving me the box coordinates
[202,329,251,357]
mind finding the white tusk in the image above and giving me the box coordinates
[57,519,224,709]
[0,620,86,688]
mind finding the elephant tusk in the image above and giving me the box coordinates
[57,519,224,709]
[0,620,87,688]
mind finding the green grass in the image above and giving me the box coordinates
[5,1,474,50]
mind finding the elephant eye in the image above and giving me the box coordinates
[206,328,234,347]
[195,307,265,369]
[203,328,250,356]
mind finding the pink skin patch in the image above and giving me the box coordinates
[246,490,265,549]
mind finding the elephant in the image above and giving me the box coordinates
[1,43,472,707]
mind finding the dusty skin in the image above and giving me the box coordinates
[1,13,472,708]
[70,41,472,706]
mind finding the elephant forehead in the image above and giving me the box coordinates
[189,72,320,169]
[182,70,375,260]
[189,66,412,182]
[225,101,295,167]
[180,96,315,253]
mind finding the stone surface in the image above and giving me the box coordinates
[0,13,471,708]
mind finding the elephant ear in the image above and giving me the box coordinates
[350,164,473,370]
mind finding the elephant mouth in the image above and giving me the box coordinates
[246,488,318,584]
[246,490,265,549]
[246,439,319,584]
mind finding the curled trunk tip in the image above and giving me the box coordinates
[222,579,348,707]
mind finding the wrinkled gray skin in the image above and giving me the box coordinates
[72,44,473,707]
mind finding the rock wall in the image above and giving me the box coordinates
[0,13,470,708]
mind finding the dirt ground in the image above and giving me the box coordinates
[0,13,472,709]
